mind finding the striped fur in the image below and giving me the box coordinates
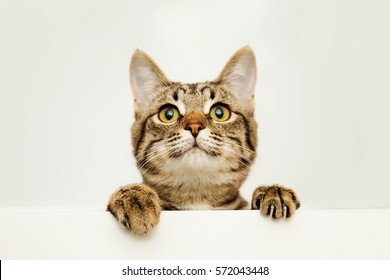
[107,47,300,234]
[131,81,257,210]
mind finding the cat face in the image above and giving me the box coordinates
[129,47,258,195]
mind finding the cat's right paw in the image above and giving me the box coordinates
[251,184,300,219]
[107,184,161,234]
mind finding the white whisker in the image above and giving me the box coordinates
[138,147,170,172]
[224,140,255,155]
[224,140,255,166]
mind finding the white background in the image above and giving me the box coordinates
[1,0,390,211]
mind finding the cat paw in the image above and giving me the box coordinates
[251,184,300,219]
[107,184,161,234]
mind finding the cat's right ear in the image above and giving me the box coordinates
[130,50,170,117]
[215,46,257,112]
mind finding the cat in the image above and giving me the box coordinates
[107,46,300,234]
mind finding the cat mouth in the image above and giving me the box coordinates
[180,139,209,156]
[188,142,203,152]
[190,143,201,150]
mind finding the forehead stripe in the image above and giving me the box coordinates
[201,86,215,99]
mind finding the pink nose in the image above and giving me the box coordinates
[185,122,204,137]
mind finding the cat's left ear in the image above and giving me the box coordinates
[130,50,170,117]
[215,46,257,111]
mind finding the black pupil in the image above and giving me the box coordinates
[215,107,224,119]
[165,108,174,120]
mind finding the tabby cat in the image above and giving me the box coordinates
[107,47,300,234]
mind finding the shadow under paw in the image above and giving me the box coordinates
[251,184,300,219]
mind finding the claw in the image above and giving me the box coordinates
[269,205,275,218]
[283,205,287,219]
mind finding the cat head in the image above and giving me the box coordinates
[129,47,258,185]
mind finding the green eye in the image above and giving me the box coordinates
[210,105,231,122]
[159,106,179,123]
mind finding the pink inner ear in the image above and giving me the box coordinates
[224,59,256,110]
[218,49,257,110]
[129,51,169,115]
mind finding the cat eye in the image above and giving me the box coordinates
[158,106,179,123]
[210,104,231,122]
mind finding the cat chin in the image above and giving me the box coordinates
[181,148,209,164]
[177,144,207,158]
[187,146,204,154]
[184,146,217,162]
[167,149,225,172]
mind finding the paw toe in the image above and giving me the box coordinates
[107,184,161,234]
[252,184,300,219]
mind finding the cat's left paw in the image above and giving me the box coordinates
[251,184,300,219]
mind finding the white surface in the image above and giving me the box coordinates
[1,209,389,260]
[1,0,390,211]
